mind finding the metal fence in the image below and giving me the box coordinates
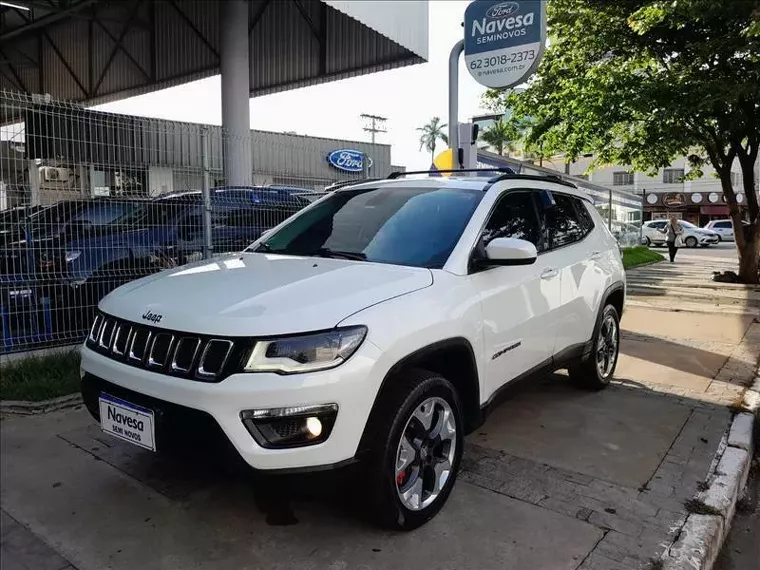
[1,89,645,354]
[1,90,387,353]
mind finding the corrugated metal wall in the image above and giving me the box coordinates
[0,0,426,105]
[20,102,392,189]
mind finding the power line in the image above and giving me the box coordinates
[360,113,387,144]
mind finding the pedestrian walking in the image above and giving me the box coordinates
[659,215,684,262]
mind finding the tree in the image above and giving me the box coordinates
[480,119,516,156]
[483,0,760,283]
[417,117,449,161]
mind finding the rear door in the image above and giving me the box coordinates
[646,220,667,243]
[473,190,562,398]
[540,192,606,354]
[713,221,733,239]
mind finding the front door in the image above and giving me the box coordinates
[471,190,561,401]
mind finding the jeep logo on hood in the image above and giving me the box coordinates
[142,310,163,324]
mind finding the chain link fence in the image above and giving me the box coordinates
[0,90,389,354]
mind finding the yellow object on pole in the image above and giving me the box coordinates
[431,148,455,177]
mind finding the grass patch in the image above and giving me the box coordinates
[0,351,81,402]
[622,246,665,269]
[683,498,721,516]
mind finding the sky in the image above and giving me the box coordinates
[94,0,490,171]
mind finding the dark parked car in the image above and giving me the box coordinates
[54,186,308,331]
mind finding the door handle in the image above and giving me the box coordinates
[540,268,558,279]
[590,251,602,260]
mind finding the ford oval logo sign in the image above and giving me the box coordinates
[327,149,372,173]
[486,1,520,19]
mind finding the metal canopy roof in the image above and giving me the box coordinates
[0,0,428,104]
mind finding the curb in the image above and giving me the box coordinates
[0,393,82,416]
[658,376,759,570]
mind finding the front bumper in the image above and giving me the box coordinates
[80,339,384,471]
[697,234,719,245]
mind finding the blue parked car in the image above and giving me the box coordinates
[54,187,309,331]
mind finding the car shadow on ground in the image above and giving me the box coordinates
[58,368,730,531]
[2,368,736,570]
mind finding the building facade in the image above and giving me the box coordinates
[473,111,759,227]
[540,155,759,226]
[1,106,398,208]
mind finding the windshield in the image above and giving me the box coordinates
[109,201,190,228]
[251,186,484,269]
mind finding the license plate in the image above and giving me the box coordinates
[99,394,156,451]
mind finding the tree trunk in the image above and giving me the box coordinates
[736,144,760,284]
[737,220,760,284]
[716,175,759,285]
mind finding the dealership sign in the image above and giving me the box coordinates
[327,149,372,173]
[464,0,546,89]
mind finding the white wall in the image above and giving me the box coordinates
[148,166,174,197]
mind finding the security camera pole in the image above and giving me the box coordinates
[449,1,546,168]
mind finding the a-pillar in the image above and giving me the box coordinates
[220,0,252,186]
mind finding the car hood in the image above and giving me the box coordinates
[100,253,433,336]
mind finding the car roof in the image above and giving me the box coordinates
[334,173,592,201]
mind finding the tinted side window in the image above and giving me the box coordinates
[481,191,541,249]
[78,203,134,226]
[715,221,731,229]
[547,193,585,248]
[573,199,595,235]
[649,221,666,229]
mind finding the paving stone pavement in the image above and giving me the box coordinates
[1,510,75,570]
[1,248,756,570]
[462,385,732,570]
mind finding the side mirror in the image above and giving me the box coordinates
[484,237,537,266]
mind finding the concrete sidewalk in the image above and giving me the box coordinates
[2,257,759,570]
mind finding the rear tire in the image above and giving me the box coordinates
[642,236,651,247]
[569,304,620,390]
[361,369,464,531]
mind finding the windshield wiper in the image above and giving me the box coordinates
[314,248,367,261]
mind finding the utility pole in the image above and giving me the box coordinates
[360,113,387,144]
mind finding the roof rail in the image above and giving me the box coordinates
[485,173,578,189]
[324,178,381,191]
[387,167,516,179]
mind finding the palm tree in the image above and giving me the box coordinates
[417,117,449,161]
[480,119,516,156]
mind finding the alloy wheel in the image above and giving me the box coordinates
[395,397,457,511]
[596,314,619,380]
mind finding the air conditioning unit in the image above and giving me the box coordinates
[40,166,70,182]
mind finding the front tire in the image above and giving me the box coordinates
[362,369,464,531]
[685,236,698,248]
[569,304,620,390]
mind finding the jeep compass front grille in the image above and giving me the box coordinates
[86,313,247,382]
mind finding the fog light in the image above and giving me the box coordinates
[305,416,322,437]
[240,404,337,449]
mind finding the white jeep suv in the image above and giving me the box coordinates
[80,172,625,530]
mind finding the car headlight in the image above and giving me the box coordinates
[243,326,367,374]
[65,250,82,263]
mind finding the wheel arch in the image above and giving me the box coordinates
[356,337,481,458]
[582,282,625,362]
